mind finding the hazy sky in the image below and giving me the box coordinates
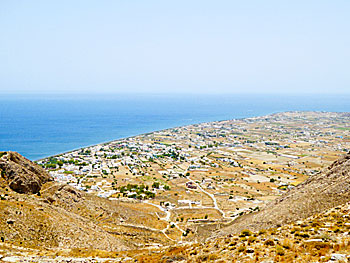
[1,1,349,94]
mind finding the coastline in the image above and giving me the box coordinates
[35,111,272,161]
[35,117,231,161]
[2,93,350,161]
[36,110,348,162]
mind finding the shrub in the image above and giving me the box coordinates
[264,239,275,246]
[248,236,256,244]
[208,254,219,260]
[237,245,246,253]
[291,227,300,234]
[311,221,321,227]
[229,241,237,247]
[258,229,267,235]
[282,238,291,249]
[276,245,285,256]
[333,227,341,233]
[317,233,333,241]
[295,232,309,238]
[240,229,252,237]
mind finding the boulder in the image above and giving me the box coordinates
[0,151,53,194]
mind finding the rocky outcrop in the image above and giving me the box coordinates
[0,151,53,194]
[0,152,166,251]
[216,152,350,236]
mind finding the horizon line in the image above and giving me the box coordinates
[1,91,350,96]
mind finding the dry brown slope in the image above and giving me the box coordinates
[0,152,169,251]
[0,151,52,194]
[216,151,350,236]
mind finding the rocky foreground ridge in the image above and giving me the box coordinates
[0,151,171,253]
[1,151,350,262]
[0,151,52,194]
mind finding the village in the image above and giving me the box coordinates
[38,111,350,242]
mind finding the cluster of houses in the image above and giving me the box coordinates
[39,112,349,208]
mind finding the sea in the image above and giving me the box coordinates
[0,93,349,161]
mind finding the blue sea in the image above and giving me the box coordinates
[0,93,349,160]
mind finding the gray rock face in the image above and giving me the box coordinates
[0,151,53,194]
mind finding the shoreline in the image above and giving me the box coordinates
[2,93,348,161]
[35,120,228,162]
[35,110,347,162]
[35,111,270,161]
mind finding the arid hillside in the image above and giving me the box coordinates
[216,151,350,236]
[0,152,172,252]
[115,152,350,262]
[125,200,350,262]
[1,150,350,262]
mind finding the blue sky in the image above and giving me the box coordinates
[0,1,349,94]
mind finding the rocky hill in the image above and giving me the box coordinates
[0,151,52,194]
[1,151,350,262]
[215,151,350,236]
[0,152,171,252]
[120,201,350,262]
